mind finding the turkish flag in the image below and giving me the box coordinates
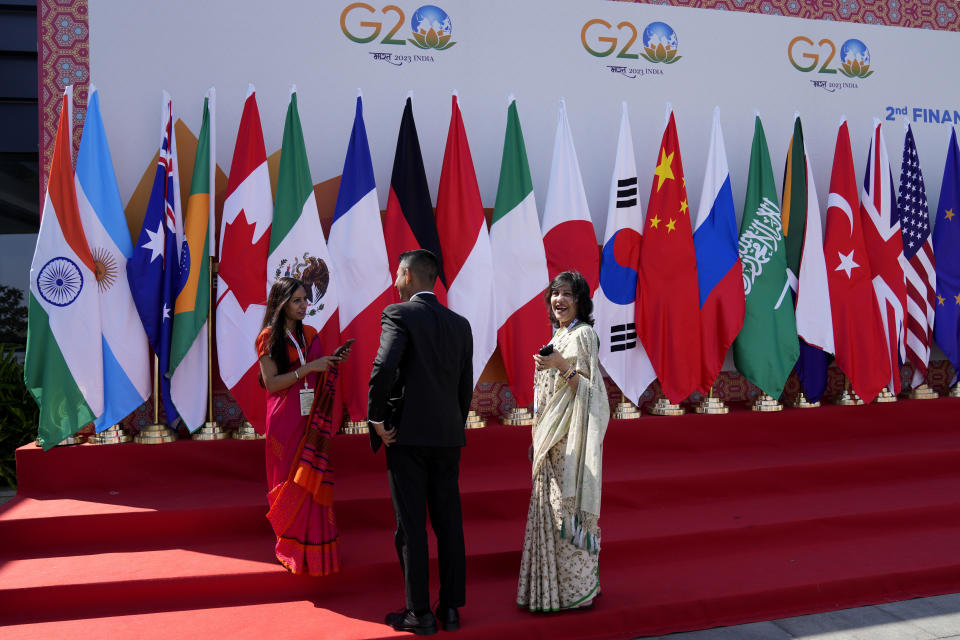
[635,110,701,403]
[824,120,888,403]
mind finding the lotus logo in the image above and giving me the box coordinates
[408,5,455,50]
[838,39,872,78]
[640,22,681,64]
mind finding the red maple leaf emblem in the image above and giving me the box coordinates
[219,209,270,312]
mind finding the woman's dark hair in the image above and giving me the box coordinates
[262,276,306,371]
[544,271,594,328]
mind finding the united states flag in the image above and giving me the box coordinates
[898,124,937,387]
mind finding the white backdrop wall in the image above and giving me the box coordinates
[89,0,960,242]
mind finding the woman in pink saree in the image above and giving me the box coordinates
[256,276,352,576]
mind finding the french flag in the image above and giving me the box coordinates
[327,94,393,421]
[692,107,744,393]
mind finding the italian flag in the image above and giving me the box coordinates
[169,89,215,431]
[25,87,104,449]
[490,97,550,409]
[269,88,340,353]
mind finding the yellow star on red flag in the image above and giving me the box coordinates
[653,149,675,192]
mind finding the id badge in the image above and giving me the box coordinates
[299,388,315,416]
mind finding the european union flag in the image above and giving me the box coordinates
[127,93,182,424]
[933,128,960,378]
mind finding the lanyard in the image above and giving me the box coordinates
[286,329,309,389]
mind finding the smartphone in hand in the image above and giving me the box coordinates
[333,338,356,358]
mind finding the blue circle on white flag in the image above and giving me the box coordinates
[37,256,83,307]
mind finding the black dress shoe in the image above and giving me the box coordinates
[435,605,460,631]
[385,609,438,636]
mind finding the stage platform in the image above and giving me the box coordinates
[3,398,960,639]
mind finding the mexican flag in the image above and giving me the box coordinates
[732,115,799,399]
[490,97,550,409]
[169,89,215,431]
[25,87,104,449]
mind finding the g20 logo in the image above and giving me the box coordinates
[788,37,874,78]
[340,3,456,50]
[581,19,681,64]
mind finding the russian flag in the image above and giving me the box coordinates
[692,107,744,393]
[328,94,393,421]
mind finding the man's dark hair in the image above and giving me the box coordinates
[399,249,439,286]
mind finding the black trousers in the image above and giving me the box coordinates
[385,444,466,612]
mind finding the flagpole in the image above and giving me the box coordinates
[193,258,229,440]
[135,355,178,443]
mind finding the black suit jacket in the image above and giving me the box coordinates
[368,293,473,453]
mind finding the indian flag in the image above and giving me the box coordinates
[169,89,215,431]
[25,86,104,449]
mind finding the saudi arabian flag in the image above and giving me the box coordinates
[268,88,338,337]
[732,115,799,398]
[169,90,214,431]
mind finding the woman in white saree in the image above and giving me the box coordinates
[517,271,611,612]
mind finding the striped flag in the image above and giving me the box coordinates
[593,102,655,404]
[74,85,151,431]
[435,93,496,386]
[128,91,183,424]
[25,86,104,449]
[783,116,834,402]
[933,128,960,378]
[636,107,701,403]
[169,89,215,431]
[692,107,744,393]
[898,124,936,388]
[216,86,272,432]
[860,120,906,395]
[490,97,551,409]
[541,99,600,292]
[328,95,393,421]
[824,119,888,403]
[383,95,447,304]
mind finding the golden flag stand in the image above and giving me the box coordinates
[695,385,728,415]
[834,377,864,405]
[613,393,642,419]
[135,356,178,444]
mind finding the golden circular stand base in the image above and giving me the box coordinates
[949,383,960,398]
[192,421,230,440]
[751,394,783,412]
[341,420,369,435]
[232,422,264,440]
[88,425,132,445]
[835,389,864,405]
[37,433,87,447]
[465,410,486,429]
[874,387,898,403]
[649,398,685,416]
[613,401,642,420]
[135,423,178,444]
[791,392,821,409]
[695,397,729,414]
[502,407,534,426]
[909,383,939,400]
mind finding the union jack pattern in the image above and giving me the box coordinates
[898,124,936,386]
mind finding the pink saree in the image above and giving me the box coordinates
[264,337,340,576]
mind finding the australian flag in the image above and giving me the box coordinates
[127,92,183,424]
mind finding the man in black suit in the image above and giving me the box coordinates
[368,249,473,636]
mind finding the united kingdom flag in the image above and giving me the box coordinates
[898,124,936,387]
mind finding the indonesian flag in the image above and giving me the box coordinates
[383,94,447,305]
[490,97,551,409]
[435,93,496,386]
[692,107,744,393]
[25,86,104,449]
[636,107,701,403]
[860,120,907,395]
[824,119,888,403]
[328,95,393,421]
[593,102,656,404]
[541,99,599,292]
[216,85,272,432]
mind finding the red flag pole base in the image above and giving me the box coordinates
[88,425,133,445]
[909,383,939,400]
[751,394,783,412]
[874,387,898,403]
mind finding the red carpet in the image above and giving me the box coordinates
[4,399,960,638]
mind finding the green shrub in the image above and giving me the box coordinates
[0,343,37,488]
